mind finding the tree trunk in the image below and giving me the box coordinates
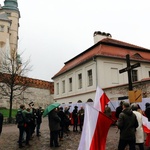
[8,88,13,123]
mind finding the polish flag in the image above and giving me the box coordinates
[93,86,110,112]
[78,104,113,150]
[142,115,150,133]
[142,115,150,146]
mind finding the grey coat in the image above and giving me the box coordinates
[117,108,138,140]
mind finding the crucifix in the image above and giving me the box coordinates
[119,54,140,91]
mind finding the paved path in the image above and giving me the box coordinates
[0,118,150,150]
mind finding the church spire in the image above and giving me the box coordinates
[2,0,19,11]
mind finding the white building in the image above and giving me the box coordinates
[52,31,150,104]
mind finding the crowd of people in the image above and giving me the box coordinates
[16,103,85,149]
[4,100,150,149]
[115,101,150,150]
[16,103,43,148]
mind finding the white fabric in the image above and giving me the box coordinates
[93,86,104,111]
[142,115,150,130]
[133,111,144,143]
[78,104,99,150]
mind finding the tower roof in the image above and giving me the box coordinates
[2,0,19,11]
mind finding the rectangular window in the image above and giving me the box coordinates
[56,83,59,95]
[87,69,93,86]
[69,78,72,91]
[62,80,65,93]
[78,73,82,89]
[111,68,119,84]
[0,25,4,32]
[132,70,138,82]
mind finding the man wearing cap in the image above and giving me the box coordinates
[116,102,138,150]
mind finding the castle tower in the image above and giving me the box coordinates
[0,0,20,57]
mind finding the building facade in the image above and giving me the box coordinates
[52,32,150,104]
[0,0,20,65]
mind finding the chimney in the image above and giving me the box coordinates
[93,31,112,44]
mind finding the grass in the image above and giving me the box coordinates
[0,108,18,118]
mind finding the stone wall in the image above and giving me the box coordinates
[104,78,150,101]
[0,74,54,109]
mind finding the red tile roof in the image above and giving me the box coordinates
[52,38,150,79]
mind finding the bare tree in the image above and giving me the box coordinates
[0,50,31,123]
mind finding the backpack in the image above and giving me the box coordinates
[16,111,24,124]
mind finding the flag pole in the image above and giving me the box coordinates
[109,100,116,110]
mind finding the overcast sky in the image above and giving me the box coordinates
[0,0,150,81]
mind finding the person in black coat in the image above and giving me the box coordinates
[36,107,43,136]
[72,106,78,132]
[57,107,66,141]
[145,103,150,121]
[117,102,138,150]
[115,101,123,119]
[0,112,3,135]
[48,108,61,147]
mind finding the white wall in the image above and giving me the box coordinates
[53,57,150,104]
[54,60,97,100]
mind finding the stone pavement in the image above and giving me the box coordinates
[0,118,150,150]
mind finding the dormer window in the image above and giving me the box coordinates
[0,25,4,32]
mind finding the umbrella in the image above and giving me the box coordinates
[43,103,60,117]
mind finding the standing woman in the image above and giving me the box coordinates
[131,103,144,150]
[72,106,78,132]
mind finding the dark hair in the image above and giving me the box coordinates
[20,104,25,109]
[120,101,124,106]
[145,103,150,108]
[59,107,63,110]
[131,103,138,111]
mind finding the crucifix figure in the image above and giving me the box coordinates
[119,54,140,91]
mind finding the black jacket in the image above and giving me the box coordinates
[115,106,123,118]
[48,110,61,131]
[145,106,150,121]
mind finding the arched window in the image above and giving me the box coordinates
[77,100,82,103]
[87,98,93,102]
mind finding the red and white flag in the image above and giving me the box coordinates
[93,86,110,112]
[78,104,113,150]
[142,115,150,133]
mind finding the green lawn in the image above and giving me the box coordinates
[0,108,17,118]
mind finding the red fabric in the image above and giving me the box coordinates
[143,125,150,134]
[90,112,113,150]
[100,93,110,113]
[145,133,150,146]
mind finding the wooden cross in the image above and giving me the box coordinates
[119,54,140,90]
